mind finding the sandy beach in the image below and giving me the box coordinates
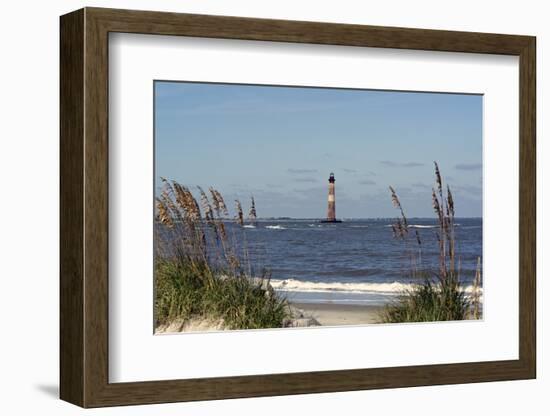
[292,302,384,326]
[156,303,385,334]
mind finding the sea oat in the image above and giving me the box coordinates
[432,188,443,222]
[209,187,222,218]
[213,189,229,217]
[389,186,408,233]
[472,256,482,319]
[174,183,200,221]
[156,197,173,228]
[446,185,456,275]
[447,185,455,217]
[197,186,213,222]
[434,161,443,202]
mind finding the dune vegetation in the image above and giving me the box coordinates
[380,162,483,323]
[154,179,290,331]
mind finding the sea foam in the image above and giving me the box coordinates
[270,278,483,296]
[270,279,413,294]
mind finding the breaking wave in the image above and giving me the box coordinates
[265,225,286,230]
[270,279,413,294]
[384,224,462,229]
[270,278,482,296]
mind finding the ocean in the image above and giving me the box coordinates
[239,218,483,306]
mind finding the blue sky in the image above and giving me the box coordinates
[155,81,482,218]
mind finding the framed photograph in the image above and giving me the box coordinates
[60,7,536,408]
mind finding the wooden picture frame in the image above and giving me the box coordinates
[60,7,536,408]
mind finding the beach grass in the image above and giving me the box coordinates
[154,180,290,331]
[380,276,470,323]
[155,259,289,330]
[381,162,480,323]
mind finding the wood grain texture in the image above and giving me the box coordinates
[83,10,110,406]
[59,8,84,407]
[89,7,532,54]
[518,38,536,376]
[59,7,537,408]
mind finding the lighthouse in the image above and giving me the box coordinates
[322,172,341,223]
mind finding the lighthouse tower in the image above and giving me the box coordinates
[327,172,336,221]
[321,172,343,223]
